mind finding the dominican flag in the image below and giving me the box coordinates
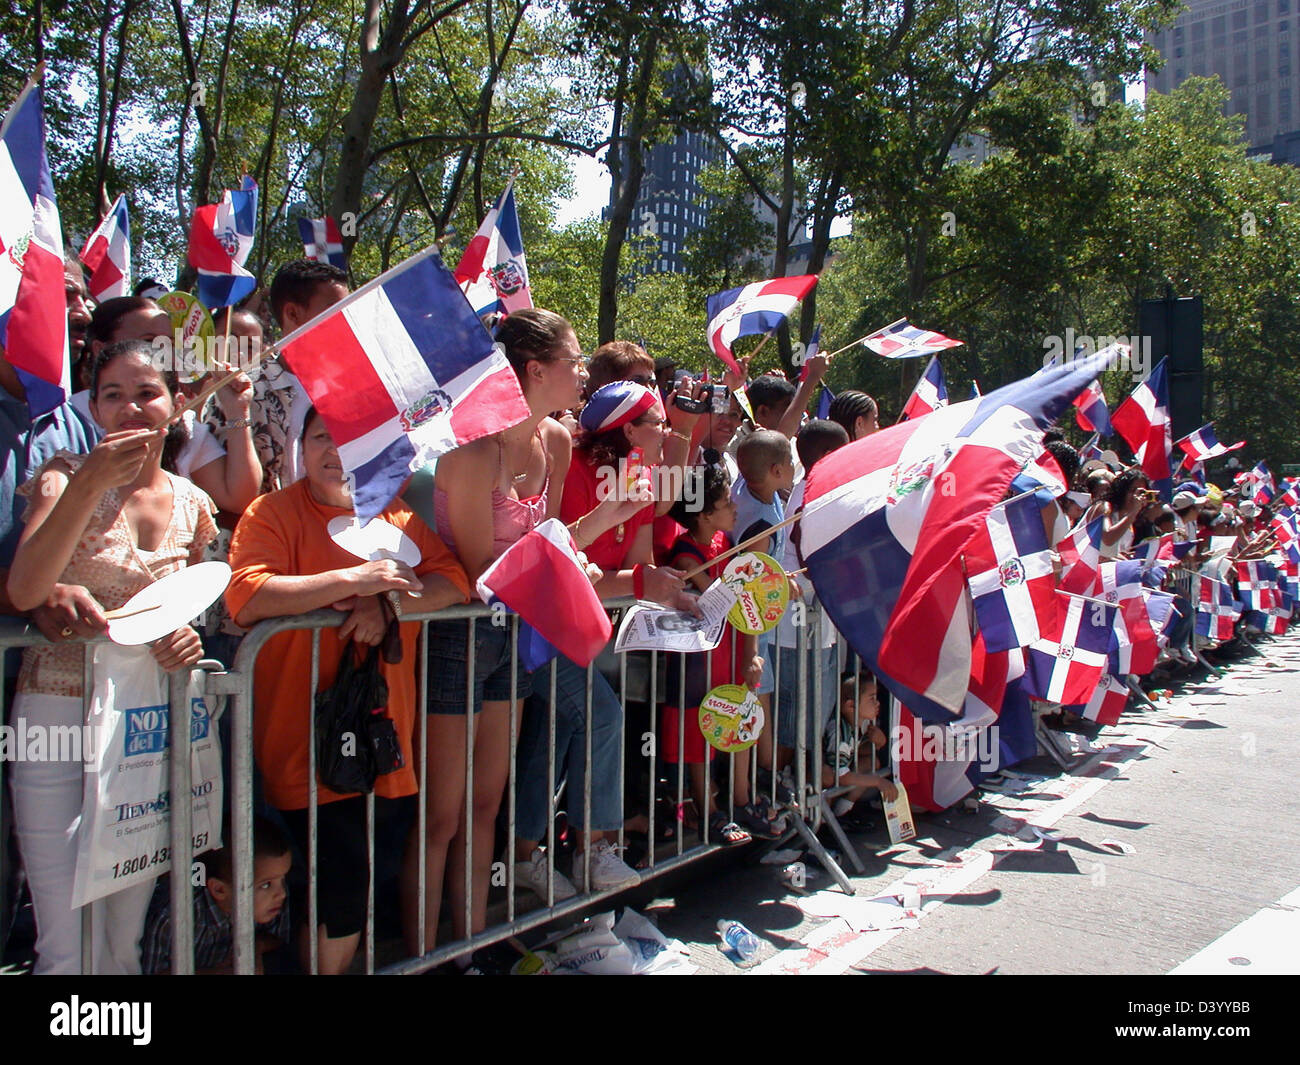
[454,180,532,318]
[1111,357,1172,498]
[862,318,963,359]
[705,274,817,375]
[1113,589,1176,676]
[1024,594,1116,704]
[1247,603,1291,636]
[1235,560,1281,612]
[1135,532,1196,572]
[298,216,346,269]
[0,78,68,417]
[1195,577,1240,642]
[1079,434,1104,464]
[477,519,612,667]
[816,384,834,420]
[1072,379,1111,437]
[964,491,1057,652]
[188,175,258,308]
[79,192,131,301]
[279,246,531,522]
[900,355,948,422]
[1176,423,1245,463]
[1056,514,1105,595]
[1276,484,1300,510]
[797,325,820,382]
[1074,673,1129,726]
[801,346,1121,722]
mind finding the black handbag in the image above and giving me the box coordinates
[314,643,405,794]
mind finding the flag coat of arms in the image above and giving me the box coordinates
[454,180,532,318]
[1176,423,1244,462]
[0,79,68,416]
[1112,357,1172,497]
[802,347,1121,722]
[1235,560,1281,612]
[900,354,948,422]
[279,246,531,522]
[79,192,131,301]
[1024,594,1116,705]
[964,491,1057,652]
[298,216,346,270]
[476,519,611,667]
[862,319,963,359]
[188,176,258,308]
[1072,379,1111,437]
[705,274,817,374]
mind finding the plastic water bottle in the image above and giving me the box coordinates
[716,920,759,963]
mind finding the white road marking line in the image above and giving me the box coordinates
[1170,886,1300,975]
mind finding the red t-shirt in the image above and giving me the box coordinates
[561,454,655,571]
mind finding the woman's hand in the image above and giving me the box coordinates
[214,365,254,420]
[151,624,204,672]
[79,429,161,490]
[31,584,108,641]
[641,564,700,615]
[346,559,423,598]
[338,594,387,646]
[665,377,703,433]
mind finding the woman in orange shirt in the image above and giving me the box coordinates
[226,407,469,974]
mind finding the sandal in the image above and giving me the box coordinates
[735,801,785,840]
[706,813,751,847]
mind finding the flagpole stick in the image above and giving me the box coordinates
[745,329,777,364]
[822,333,875,361]
[677,509,805,582]
[1054,590,1121,608]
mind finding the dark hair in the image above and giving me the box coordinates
[88,296,159,345]
[578,420,643,471]
[670,463,731,531]
[90,339,190,472]
[796,418,849,471]
[736,429,792,485]
[494,308,574,378]
[63,251,86,286]
[133,277,166,297]
[301,405,322,440]
[268,259,348,326]
[840,669,876,706]
[587,340,653,395]
[746,374,796,413]
[211,303,262,333]
[1042,427,1066,445]
[205,816,292,884]
[827,390,878,440]
[1105,468,1148,509]
[1044,439,1080,487]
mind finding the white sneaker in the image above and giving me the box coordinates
[572,840,640,893]
[513,848,576,902]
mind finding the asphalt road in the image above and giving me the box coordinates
[643,634,1300,976]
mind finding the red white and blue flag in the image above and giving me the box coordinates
[188,175,258,308]
[1079,434,1104,464]
[796,324,820,382]
[0,78,68,417]
[1074,673,1129,726]
[279,246,531,522]
[1024,594,1116,704]
[1072,378,1111,437]
[298,216,346,270]
[1055,514,1105,595]
[802,347,1120,721]
[1235,560,1281,612]
[477,519,612,667]
[816,384,834,420]
[862,318,963,359]
[1195,577,1240,642]
[79,192,131,301]
[1176,423,1245,463]
[964,491,1057,652]
[1135,532,1196,572]
[900,354,948,422]
[705,273,817,374]
[454,180,532,318]
[1112,357,1172,498]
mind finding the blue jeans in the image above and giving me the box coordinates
[515,654,624,838]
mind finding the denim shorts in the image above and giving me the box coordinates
[425,616,533,714]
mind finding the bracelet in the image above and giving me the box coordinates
[632,563,646,599]
[224,417,252,430]
[571,515,585,548]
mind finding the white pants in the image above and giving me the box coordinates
[10,693,154,974]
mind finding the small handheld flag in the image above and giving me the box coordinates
[80,193,131,301]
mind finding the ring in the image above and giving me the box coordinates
[60,627,73,637]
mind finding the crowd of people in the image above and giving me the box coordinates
[0,253,1286,975]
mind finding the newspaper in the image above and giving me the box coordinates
[614,579,739,653]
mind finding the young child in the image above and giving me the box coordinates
[140,817,293,974]
[823,672,898,831]
[661,464,770,843]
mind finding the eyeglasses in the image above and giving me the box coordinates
[635,416,667,429]
[553,355,587,366]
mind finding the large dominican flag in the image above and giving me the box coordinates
[801,346,1121,722]
[298,216,346,270]
[862,318,963,359]
[477,519,611,667]
[964,491,1057,652]
[279,246,531,522]
[1024,594,1115,705]
[0,78,68,417]
[899,355,948,422]
[189,176,258,308]
[1112,357,1172,498]
[705,274,817,374]
[454,180,532,318]
[1176,423,1245,463]
[79,192,131,301]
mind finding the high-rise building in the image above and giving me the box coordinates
[1146,0,1300,164]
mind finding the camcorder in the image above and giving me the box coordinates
[673,370,730,415]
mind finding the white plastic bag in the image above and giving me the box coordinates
[71,644,223,908]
